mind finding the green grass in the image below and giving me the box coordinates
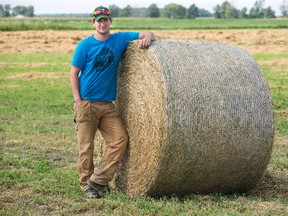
[254,54,288,111]
[0,50,287,215]
[0,17,288,31]
[253,54,288,138]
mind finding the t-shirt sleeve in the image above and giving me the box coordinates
[71,40,87,69]
[128,32,140,40]
[121,32,140,48]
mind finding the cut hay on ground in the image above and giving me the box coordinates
[114,40,275,197]
[1,30,288,54]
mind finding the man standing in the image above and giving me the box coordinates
[70,6,155,198]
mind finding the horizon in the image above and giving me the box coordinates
[0,0,283,16]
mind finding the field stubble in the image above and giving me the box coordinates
[0,29,287,54]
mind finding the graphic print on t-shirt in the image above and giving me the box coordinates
[93,47,115,72]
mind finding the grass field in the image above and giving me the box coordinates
[0,21,287,215]
[0,17,288,31]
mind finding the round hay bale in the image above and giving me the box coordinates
[114,39,274,197]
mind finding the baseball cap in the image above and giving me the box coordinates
[92,6,111,21]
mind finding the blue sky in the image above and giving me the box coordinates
[1,0,283,15]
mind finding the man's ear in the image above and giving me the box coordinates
[92,18,95,24]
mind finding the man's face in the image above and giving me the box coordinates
[94,18,112,35]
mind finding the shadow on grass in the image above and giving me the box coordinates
[247,170,288,200]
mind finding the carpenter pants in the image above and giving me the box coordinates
[74,101,128,191]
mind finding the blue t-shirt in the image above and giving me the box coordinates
[71,32,139,102]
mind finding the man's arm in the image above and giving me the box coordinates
[69,65,82,105]
[138,31,155,49]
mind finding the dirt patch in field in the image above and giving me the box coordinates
[275,109,288,115]
[0,186,73,215]
[0,29,287,55]
[7,71,67,79]
[258,59,288,67]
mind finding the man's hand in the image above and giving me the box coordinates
[139,38,152,49]
[138,31,155,49]
[73,98,83,110]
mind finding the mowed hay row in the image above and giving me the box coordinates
[114,40,275,197]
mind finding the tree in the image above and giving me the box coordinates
[119,5,132,17]
[224,4,238,18]
[213,4,223,18]
[249,0,265,18]
[264,6,276,18]
[239,7,248,18]
[26,6,34,17]
[0,5,3,17]
[223,1,238,18]
[280,0,288,17]
[163,3,186,19]
[213,1,238,18]
[12,6,24,16]
[109,4,120,17]
[146,4,160,17]
[131,8,146,17]
[12,5,34,17]
[186,4,199,19]
[0,4,11,17]
[198,8,212,17]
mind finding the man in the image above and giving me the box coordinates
[70,6,155,199]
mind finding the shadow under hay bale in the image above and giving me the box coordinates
[114,40,275,197]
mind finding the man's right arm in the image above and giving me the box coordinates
[69,65,82,105]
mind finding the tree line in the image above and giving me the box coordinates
[1,0,288,18]
[0,5,34,17]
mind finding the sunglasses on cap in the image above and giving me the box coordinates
[93,9,110,16]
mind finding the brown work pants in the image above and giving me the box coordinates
[74,101,128,191]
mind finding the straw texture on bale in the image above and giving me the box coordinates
[113,40,274,197]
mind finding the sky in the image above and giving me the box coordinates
[1,0,283,16]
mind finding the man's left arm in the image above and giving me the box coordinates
[138,31,155,49]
